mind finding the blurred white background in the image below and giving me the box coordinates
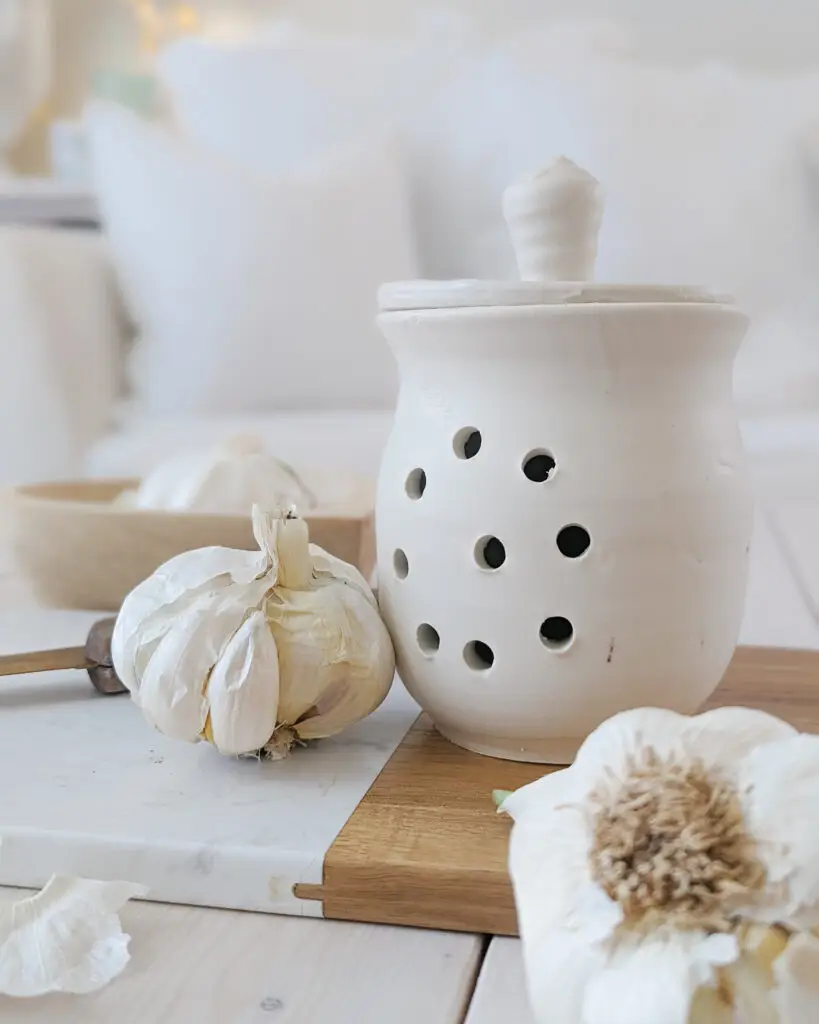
[280,0,819,69]
[0,0,818,503]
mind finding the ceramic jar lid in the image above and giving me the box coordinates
[377,280,733,313]
[380,156,737,314]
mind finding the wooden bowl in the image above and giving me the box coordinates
[8,477,375,611]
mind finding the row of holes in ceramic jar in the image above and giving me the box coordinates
[392,521,590,580]
[413,617,576,674]
[404,427,558,501]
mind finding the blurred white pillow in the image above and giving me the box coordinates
[159,19,819,303]
[529,58,819,311]
[85,100,415,417]
[159,26,410,175]
[158,19,541,279]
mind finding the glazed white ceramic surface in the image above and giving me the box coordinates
[375,291,753,763]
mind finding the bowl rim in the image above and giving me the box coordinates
[7,476,374,522]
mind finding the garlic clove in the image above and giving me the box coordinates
[738,735,819,929]
[726,956,780,1024]
[114,580,221,696]
[112,545,267,694]
[682,706,798,775]
[772,931,819,1022]
[741,922,790,982]
[581,933,738,1024]
[266,583,394,738]
[687,986,734,1024]
[715,924,790,1024]
[205,609,280,756]
[311,544,378,609]
[136,596,247,742]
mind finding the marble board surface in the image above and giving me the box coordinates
[0,597,419,917]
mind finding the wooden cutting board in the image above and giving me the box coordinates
[293,645,819,936]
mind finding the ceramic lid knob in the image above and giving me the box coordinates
[502,156,604,283]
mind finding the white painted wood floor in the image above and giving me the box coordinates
[2,510,816,1023]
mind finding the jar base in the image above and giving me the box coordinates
[435,723,581,765]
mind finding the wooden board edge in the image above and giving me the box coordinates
[292,645,819,937]
[292,708,525,936]
[291,710,424,915]
[306,864,520,936]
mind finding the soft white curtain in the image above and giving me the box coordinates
[0,0,52,174]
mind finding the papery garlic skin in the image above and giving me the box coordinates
[111,506,395,757]
[497,706,819,1024]
[117,433,318,514]
[0,872,147,997]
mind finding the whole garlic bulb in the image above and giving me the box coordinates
[498,705,819,1024]
[111,506,395,758]
[119,434,317,514]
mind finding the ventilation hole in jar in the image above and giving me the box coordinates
[523,450,557,483]
[416,623,440,656]
[475,536,506,571]
[464,640,495,671]
[540,617,574,652]
[393,549,409,579]
[557,524,591,559]
[453,428,482,460]
[405,468,426,500]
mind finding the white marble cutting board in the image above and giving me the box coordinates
[0,591,420,918]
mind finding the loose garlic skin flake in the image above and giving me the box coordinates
[0,860,147,998]
[111,506,395,758]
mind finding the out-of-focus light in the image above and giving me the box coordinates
[172,5,201,34]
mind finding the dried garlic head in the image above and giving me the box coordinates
[498,706,819,1024]
[111,506,395,758]
[118,433,317,513]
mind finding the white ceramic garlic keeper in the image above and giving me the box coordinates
[374,158,754,764]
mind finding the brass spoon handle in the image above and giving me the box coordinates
[0,617,127,696]
[0,647,91,676]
